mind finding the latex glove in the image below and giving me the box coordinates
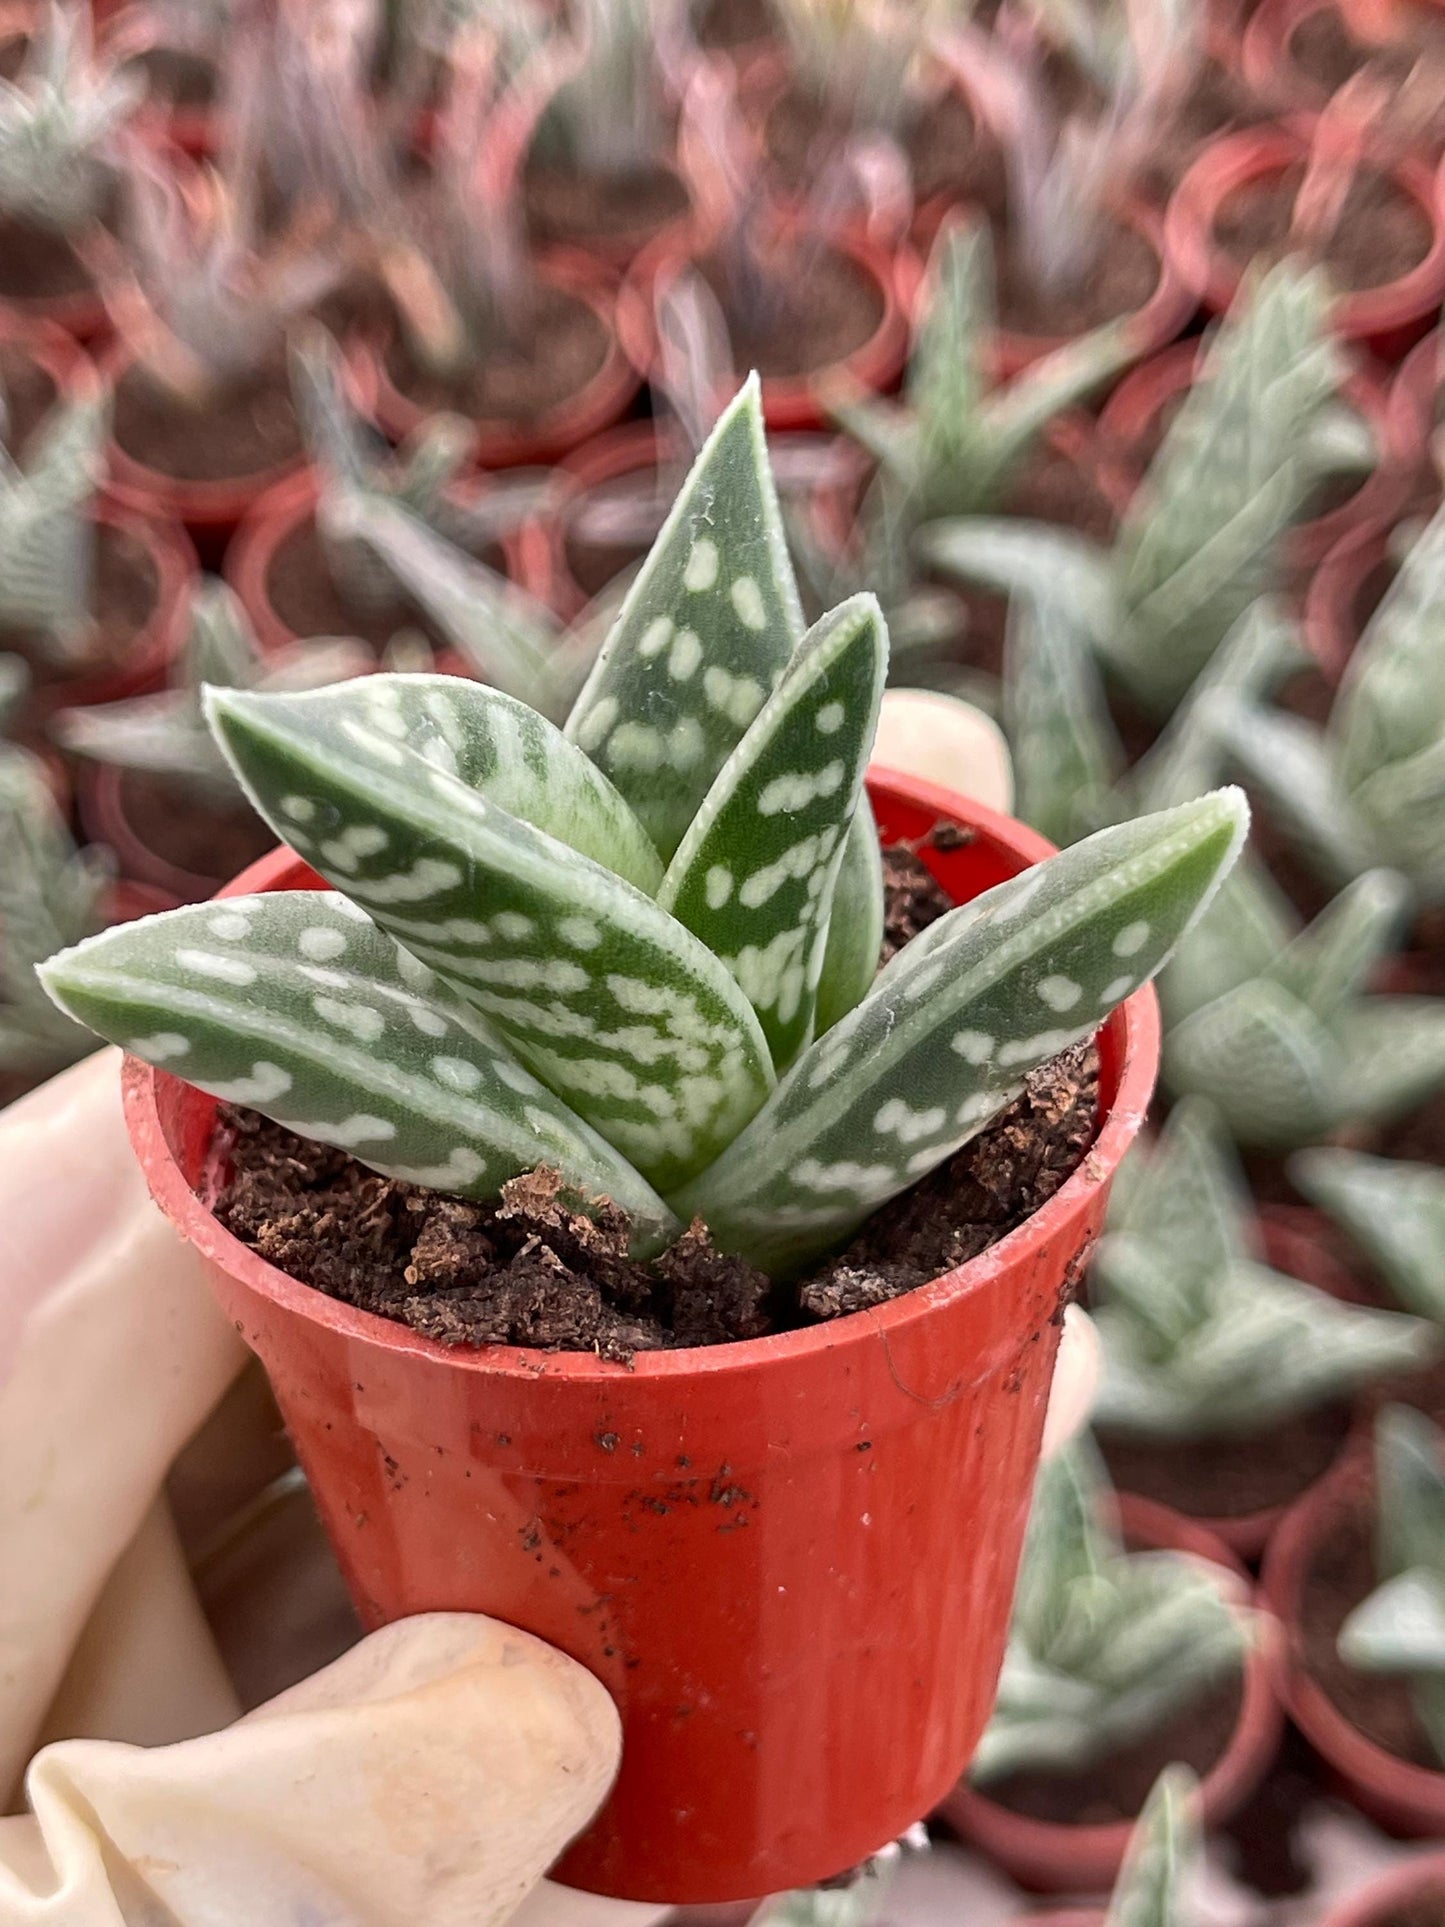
[0,1613,621,1927]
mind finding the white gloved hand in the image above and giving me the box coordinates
[0,699,1095,1927]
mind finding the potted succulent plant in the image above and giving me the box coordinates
[0,379,196,718]
[938,1434,1278,1893]
[353,14,638,468]
[1165,95,1445,357]
[54,576,369,902]
[226,326,531,660]
[1011,1764,1201,1926]
[1265,1406,1445,1837]
[618,62,911,432]
[38,380,1247,1903]
[920,262,1347,717]
[1089,1099,1433,1556]
[0,0,143,338]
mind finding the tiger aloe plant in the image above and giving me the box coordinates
[1292,1149,1445,1327]
[1161,868,1445,1149]
[920,263,1348,714]
[52,579,369,800]
[0,1,143,233]
[1103,1768,1201,1927]
[39,380,1246,1278]
[1092,1100,1433,1439]
[0,748,112,1086]
[1338,1406,1445,1766]
[0,387,107,662]
[1213,497,1445,908]
[970,1434,1249,1784]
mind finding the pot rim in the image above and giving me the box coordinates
[1262,1446,1445,1815]
[1304,517,1394,683]
[1164,123,1445,343]
[122,768,1161,1384]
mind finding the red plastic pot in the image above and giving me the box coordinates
[1165,125,1445,358]
[937,1495,1282,1896]
[1320,1851,1445,1927]
[1263,1449,1445,1836]
[20,499,196,722]
[1387,325,1441,482]
[0,309,96,429]
[1304,518,1396,682]
[616,229,914,433]
[1099,340,1415,571]
[355,249,640,471]
[1242,0,1445,132]
[74,758,236,905]
[107,875,181,923]
[121,770,1162,1905]
[223,467,541,660]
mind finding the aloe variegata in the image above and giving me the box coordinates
[41,379,1246,1276]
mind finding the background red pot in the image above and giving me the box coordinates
[1242,0,1445,133]
[616,229,913,432]
[1304,518,1396,681]
[75,758,236,905]
[1386,325,1440,484]
[1099,340,1414,571]
[1263,1449,1445,1837]
[356,249,640,470]
[1165,125,1445,358]
[1320,1850,1445,1927]
[936,1496,1282,1895]
[122,771,1161,1906]
[0,311,96,437]
[19,499,196,721]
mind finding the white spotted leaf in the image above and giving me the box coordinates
[207,674,664,894]
[675,791,1250,1274]
[657,593,888,1071]
[813,798,885,1036]
[39,891,680,1251]
[565,375,805,861]
[207,683,774,1194]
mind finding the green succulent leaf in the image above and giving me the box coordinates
[0,389,106,654]
[1105,1768,1199,1927]
[565,375,806,860]
[813,797,885,1036]
[1003,588,1122,846]
[1291,1148,1445,1324]
[677,791,1249,1274]
[658,593,887,1070]
[1156,853,1298,1029]
[208,678,773,1193]
[40,890,679,1248]
[917,516,1116,645]
[1215,703,1376,889]
[209,675,664,893]
[1339,1569,1445,1676]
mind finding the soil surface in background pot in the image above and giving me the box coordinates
[0,214,93,302]
[993,219,1159,337]
[1098,1404,1351,1520]
[212,841,1102,1357]
[1298,1490,1441,1767]
[112,350,301,483]
[0,338,60,451]
[701,248,885,380]
[695,0,775,47]
[1213,166,1431,293]
[1139,63,1260,201]
[524,164,688,250]
[263,512,484,656]
[2,522,157,684]
[983,1672,1245,1825]
[384,283,609,422]
[136,45,217,108]
[117,770,275,884]
[907,91,1008,215]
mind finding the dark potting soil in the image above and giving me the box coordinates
[985,1672,1244,1825]
[0,215,93,301]
[993,220,1159,338]
[702,248,885,381]
[111,351,302,484]
[1218,1722,1322,1898]
[524,163,689,251]
[2,521,157,676]
[907,91,1009,217]
[138,45,218,108]
[0,338,60,454]
[212,842,1102,1356]
[385,284,610,424]
[695,0,776,48]
[1213,165,1432,294]
[1098,1402,1352,1520]
[1299,1490,1442,1767]
[118,769,274,885]
[263,512,475,656]
[1138,62,1260,202]
[1004,444,1118,545]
